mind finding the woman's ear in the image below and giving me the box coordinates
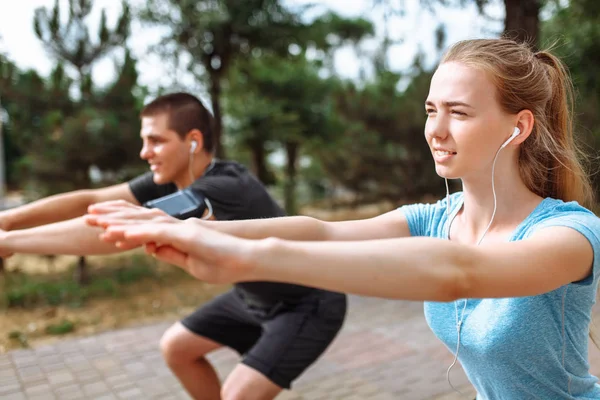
[513,109,535,145]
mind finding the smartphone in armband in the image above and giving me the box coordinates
[143,188,207,220]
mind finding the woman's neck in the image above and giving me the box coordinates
[452,167,542,244]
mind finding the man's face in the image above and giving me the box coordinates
[139,113,189,185]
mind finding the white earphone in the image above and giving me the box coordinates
[445,124,522,396]
[500,126,521,148]
[190,140,198,153]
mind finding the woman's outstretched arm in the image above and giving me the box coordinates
[98,220,595,301]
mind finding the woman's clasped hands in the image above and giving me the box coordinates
[85,201,258,284]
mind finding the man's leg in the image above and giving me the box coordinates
[222,290,347,400]
[161,290,263,400]
[160,322,223,400]
[221,364,283,400]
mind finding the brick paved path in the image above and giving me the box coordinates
[2,295,600,399]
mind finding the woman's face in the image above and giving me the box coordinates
[424,62,516,180]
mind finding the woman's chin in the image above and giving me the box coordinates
[435,167,460,180]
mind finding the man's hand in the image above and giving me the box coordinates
[86,200,175,226]
[85,200,179,250]
[87,200,156,218]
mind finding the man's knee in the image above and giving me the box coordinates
[159,322,218,368]
[221,383,276,400]
[221,364,282,400]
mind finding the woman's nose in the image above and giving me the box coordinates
[425,116,449,141]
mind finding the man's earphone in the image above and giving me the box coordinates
[186,138,215,220]
[500,127,521,149]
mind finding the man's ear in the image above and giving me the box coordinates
[187,130,204,153]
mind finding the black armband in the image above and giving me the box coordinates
[143,187,207,220]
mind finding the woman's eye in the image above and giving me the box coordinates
[426,109,436,115]
[451,110,467,116]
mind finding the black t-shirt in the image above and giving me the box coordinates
[128,159,314,304]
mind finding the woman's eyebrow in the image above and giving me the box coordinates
[425,100,474,108]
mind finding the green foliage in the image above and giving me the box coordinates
[542,0,600,200]
[45,320,75,335]
[0,57,57,187]
[33,0,131,85]
[139,0,373,162]
[304,12,375,51]
[0,1,146,196]
[1,257,159,309]
[312,61,445,203]
[228,55,340,144]
[139,0,313,157]
[7,331,29,348]
[207,4,374,212]
[3,0,596,214]
[226,53,346,213]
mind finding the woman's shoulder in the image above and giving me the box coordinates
[403,192,464,211]
[534,197,598,221]
[526,197,600,245]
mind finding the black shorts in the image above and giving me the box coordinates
[180,288,347,389]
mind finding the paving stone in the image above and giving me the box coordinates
[93,356,120,372]
[117,386,145,399]
[75,369,103,384]
[82,381,111,397]
[1,393,27,400]
[46,370,76,386]
[95,395,119,400]
[0,383,22,396]
[28,395,57,400]
[57,393,87,400]
[0,375,21,387]
[23,381,52,395]
[53,383,85,399]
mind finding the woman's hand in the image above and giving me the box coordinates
[100,220,258,284]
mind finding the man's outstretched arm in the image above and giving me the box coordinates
[0,183,138,230]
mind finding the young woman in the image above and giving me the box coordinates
[88,38,600,399]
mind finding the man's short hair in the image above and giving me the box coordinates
[141,92,214,153]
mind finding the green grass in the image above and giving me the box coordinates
[45,320,76,335]
[0,254,172,309]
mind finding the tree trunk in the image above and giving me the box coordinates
[248,139,276,185]
[209,72,225,159]
[0,258,4,274]
[284,141,299,215]
[73,256,89,285]
[503,0,542,47]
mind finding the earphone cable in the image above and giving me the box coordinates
[188,149,214,220]
[445,144,504,397]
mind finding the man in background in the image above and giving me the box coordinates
[0,92,347,400]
